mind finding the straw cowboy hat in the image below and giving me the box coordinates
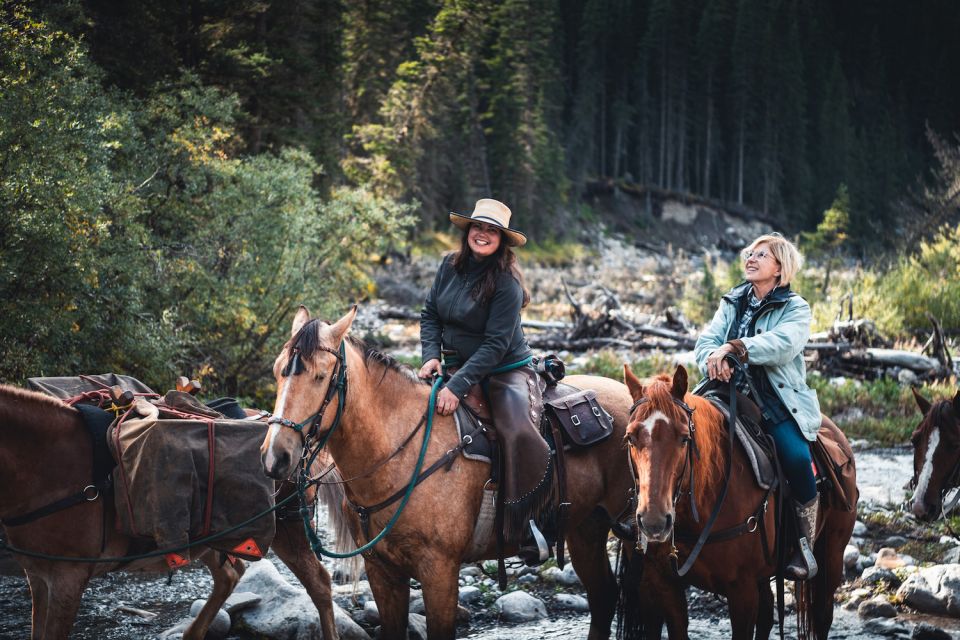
[449,198,527,247]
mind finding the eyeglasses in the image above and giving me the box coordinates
[743,250,775,262]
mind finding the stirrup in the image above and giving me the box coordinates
[786,536,818,580]
[518,519,550,567]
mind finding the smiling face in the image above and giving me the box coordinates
[743,241,781,292]
[467,222,502,258]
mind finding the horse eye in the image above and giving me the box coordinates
[314,373,326,382]
[680,435,690,446]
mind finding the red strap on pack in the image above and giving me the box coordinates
[164,553,190,569]
[232,538,263,558]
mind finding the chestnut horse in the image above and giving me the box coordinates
[622,365,857,640]
[908,388,960,520]
[0,383,339,640]
[260,306,639,639]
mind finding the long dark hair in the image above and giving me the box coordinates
[452,226,530,308]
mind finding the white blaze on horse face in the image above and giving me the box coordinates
[264,377,293,470]
[914,427,940,512]
[641,410,668,440]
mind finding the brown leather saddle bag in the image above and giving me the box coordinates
[544,388,614,449]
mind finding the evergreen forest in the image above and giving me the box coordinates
[2,0,960,394]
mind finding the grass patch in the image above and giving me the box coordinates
[519,238,596,267]
[572,351,695,388]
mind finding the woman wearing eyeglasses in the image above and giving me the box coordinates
[693,233,822,580]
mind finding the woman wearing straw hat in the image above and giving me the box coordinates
[419,198,552,565]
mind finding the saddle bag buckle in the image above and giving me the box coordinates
[571,415,581,426]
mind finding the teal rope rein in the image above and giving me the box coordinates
[298,355,532,559]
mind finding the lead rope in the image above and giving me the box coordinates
[298,375,443,559]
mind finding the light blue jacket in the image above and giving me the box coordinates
[694,282,821,441]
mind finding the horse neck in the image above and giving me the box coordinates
[326,346,440,500]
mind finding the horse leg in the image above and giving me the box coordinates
[183,552,243,640]
[272,519,339,640]
[418,556,461,640]
[364,556,411,640]
[727,579,760,640]
[25,567,89,640]
[565,511,618,640]
[808,521,847,639]
[755,579,773,640]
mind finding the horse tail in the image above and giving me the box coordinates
[795,577,814,640]
[615,542,647,640]
[314,467,363,582]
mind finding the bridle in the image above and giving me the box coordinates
[627,394,701,523]
[626,359,767,578]
[268,341,348,455]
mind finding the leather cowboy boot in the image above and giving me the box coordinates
[785,496,819,580]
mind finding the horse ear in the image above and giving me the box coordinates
[912,387,932,415]
[623,364,644,400]
[292,305,311,337]
[671,365,688,400]
[329,304,359,342]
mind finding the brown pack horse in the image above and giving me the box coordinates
[0,383,339,640]
[622,365,857,640]
[908,388,960,520]
[260,306,639,639]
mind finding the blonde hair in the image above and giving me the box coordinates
[741,233,803,286]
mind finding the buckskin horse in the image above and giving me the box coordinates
[622,365,857,640]
[908,388,960,520]
[0,383,340,640]
[260,305,641,639]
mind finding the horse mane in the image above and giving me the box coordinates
[641,374,726,496]
[287,318,423,388]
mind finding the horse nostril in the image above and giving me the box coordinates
[664,513,673,532]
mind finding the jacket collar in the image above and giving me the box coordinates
[722,281,794,306]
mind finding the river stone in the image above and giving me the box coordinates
[495,591,548,622]
[942,546,960,564]
[408,613,428,640]
[844,544,861,569]
[541,565,581,586]
[460,565,483,577]
[884,536,909,549]
[844,588,873,610]
[158,619,191,639]
[858,597,898,619]
[853,521,869,536]
[897,564,960,616]
[234,559,369,640]
[861,566,902,588]
[459,586,483,605]
[877,548,906,569]
[188,600,231,638]
[912,622,954,640]
[863,618,911,637]
[362,600,380,625]
[553,594,590,612]
[223,591,261,614]
[517,574,538,585]
[409,592,425,614]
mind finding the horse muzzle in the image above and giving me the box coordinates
[637,511,674,543]
[911,497,938,521]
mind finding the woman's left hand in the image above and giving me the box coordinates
[435,387,460,415]
[706,344,735,382]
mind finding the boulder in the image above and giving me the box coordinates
[912,622,954,640]
[407,613,428,640]
[861,566,902,588]
[858,597,897,619]
[223,591,261,614]
[553,594,590,612]
[844,544,861,569]
[459,586,483,605]
[862,618,911,638]
[495,591,548,623]
[897,564,960,616]
[188,600,230,639]
[876,548,906,570]
[234,559,369,640]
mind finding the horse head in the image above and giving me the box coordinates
[261,305,357,480]
[623,363,692,543]
[909,387,960,520]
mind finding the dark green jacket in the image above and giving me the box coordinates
[420,253,531,398]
